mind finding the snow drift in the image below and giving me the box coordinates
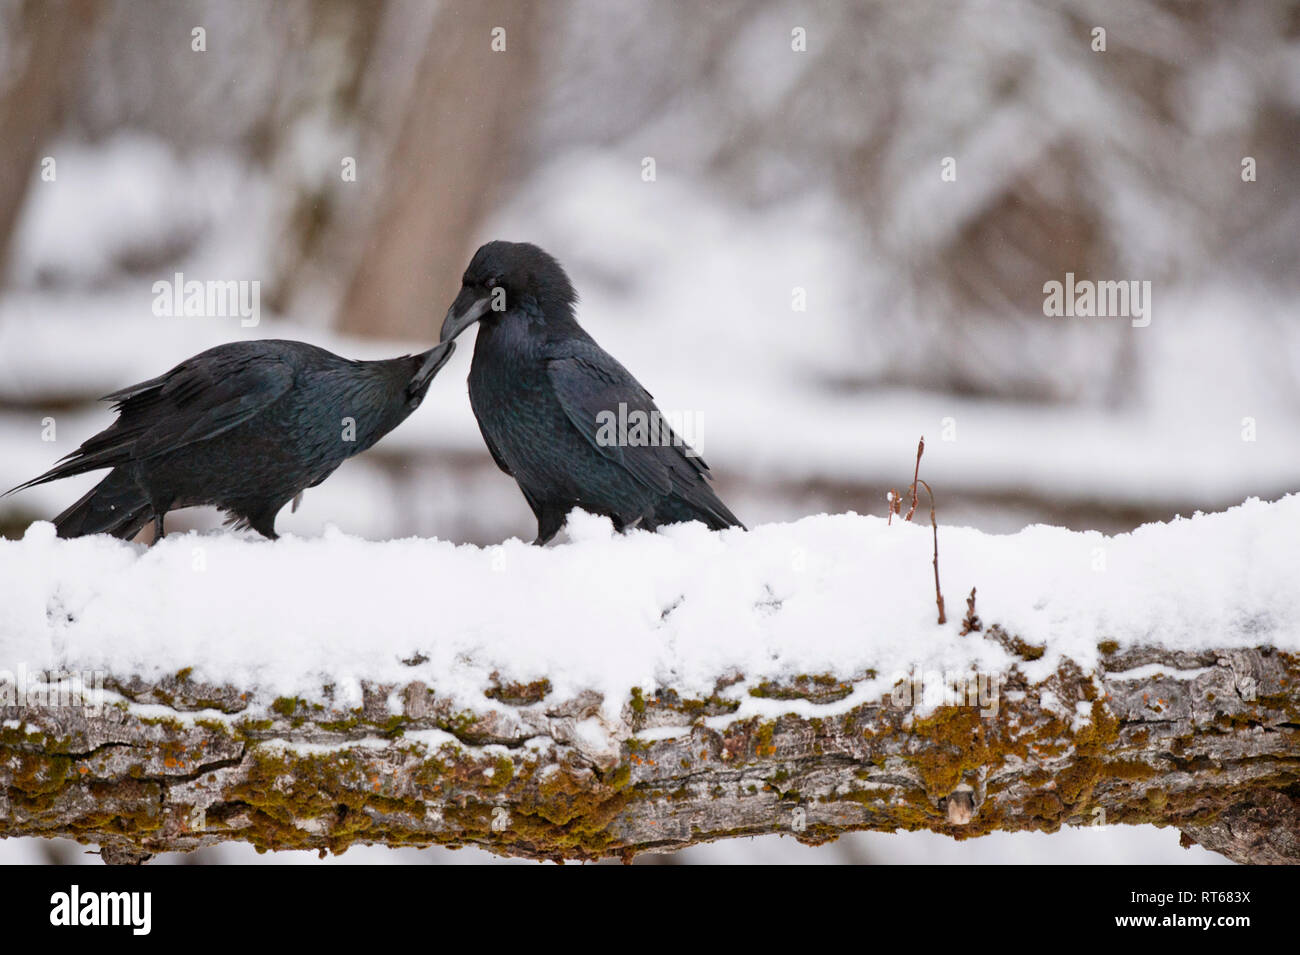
[0,496,1296,723]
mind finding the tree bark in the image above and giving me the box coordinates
[0,0,99,282]
[335,0,543,340]
[1,635,1297,864]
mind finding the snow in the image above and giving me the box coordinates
[6,134,251,289]
[261,738,394,757]
[1106,663,1217,682]
[1,495,1295,725]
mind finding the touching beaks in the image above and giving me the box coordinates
[416,339,456,379]
[409,339,456,399]
[440,286,493,343]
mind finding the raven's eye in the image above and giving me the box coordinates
[485,276,499,289]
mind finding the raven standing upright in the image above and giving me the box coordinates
[440,240,743,544]
[8,338,456,540]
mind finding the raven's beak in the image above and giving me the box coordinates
[440,286,492,343]
[411,339,456,392]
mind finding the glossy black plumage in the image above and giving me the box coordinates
[440,241,743,544]
[8,338,455,540]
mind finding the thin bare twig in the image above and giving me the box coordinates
[915,478,945,625]
[904,437,924,522]
[960,586,981,635]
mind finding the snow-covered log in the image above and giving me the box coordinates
[1,499,1297,863]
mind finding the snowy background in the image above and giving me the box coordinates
[1,0,1297,864]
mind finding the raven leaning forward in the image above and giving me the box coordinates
[440,240,743,544]
[7,338,455,540]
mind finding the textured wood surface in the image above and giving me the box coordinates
[2,638,1297,864]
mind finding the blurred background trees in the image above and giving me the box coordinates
[3,0,1297,545]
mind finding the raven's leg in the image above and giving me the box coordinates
[150,512,165,546]
[532,504,567,546]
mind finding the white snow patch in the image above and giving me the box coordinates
[1,496,1295,732]
[632,726,686,743]
[400,729,465,751]
[259,737,392,757]
[1106,663,1217,681]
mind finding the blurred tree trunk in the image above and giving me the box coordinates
[0,0,98,283]
[337,0,544,340]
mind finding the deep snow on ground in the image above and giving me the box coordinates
[1,496,1295,726]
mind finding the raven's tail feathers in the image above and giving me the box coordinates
[654,487,746,533]
[52,470,153,540]
[4,432,133,499]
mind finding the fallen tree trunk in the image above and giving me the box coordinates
[3,635,1297,864]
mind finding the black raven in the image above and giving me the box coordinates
[440,240,743,544]
[7,338,456,540]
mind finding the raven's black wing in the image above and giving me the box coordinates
[473,415,515,477]
[544,341,740,528]
[124,354,296,459]
[8,351,295,493]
